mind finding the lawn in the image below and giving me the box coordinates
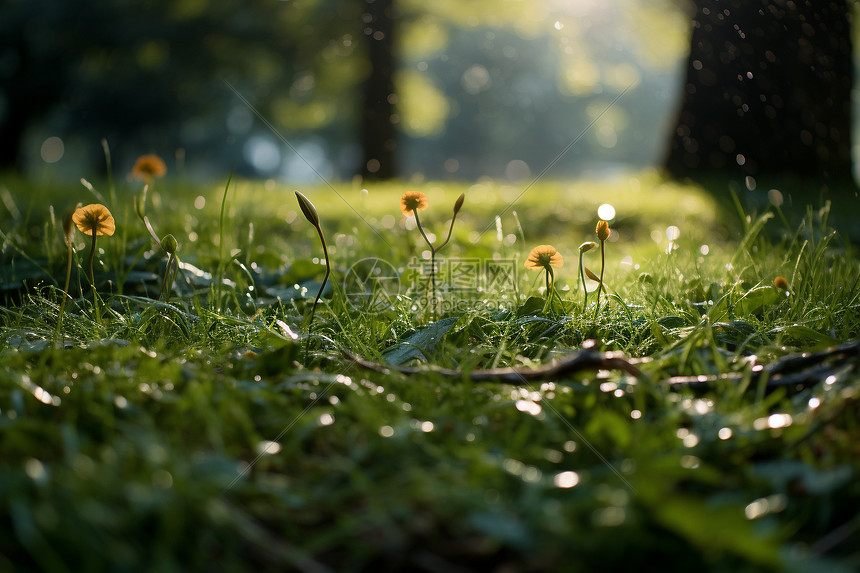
[1,170,859,572]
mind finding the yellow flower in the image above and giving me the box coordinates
[774,276,789,290]
[132,154,167,182]
[400,191,429,216]
[72,204,115,237]
[524,245,564,270]
[596,220,610,242]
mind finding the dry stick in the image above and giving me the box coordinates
[342,343,645,382]
[343,339,860,389]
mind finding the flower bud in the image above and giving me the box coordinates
[295,191,320,228]
[596,220,610,242]
[773,276,789,290]
[161,234,178,255]
[579,241,597,253]
[453,193,465,216]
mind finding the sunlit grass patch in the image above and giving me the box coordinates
[0,170,859,572]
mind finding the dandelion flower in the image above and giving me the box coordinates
[524,245,564,270]
[72,204,115,237]
[400,191,429,216]
[132,154,167,182]
[73,204,115,289]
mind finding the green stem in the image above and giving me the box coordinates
[413,210,437,320]
[158,254,173,301]
[579,252,588,312]
[545,266,551,297]
[309,226,330,330]
[88,233,97,286]
[55,243,73,344]
[304,224,331,361]
[435,213,458,252]
[595,240,605,318]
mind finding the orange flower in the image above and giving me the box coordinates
[596,220,610,242]
[72,204,115,237]
[132,154,167,182]
[774,276,789,290]
[400,191,429,216]
[524,245,564,270]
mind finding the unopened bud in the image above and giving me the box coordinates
[453,193,465,216]
[161,234,178,255]
[596,220,610,242]
[579,241,597,253]
[295,191,320,228]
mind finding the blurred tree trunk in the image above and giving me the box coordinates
[664,0,856,190]
[359,0,398,180]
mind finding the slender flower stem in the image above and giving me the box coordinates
[413,210,437,320]
[579,252,588,312]
[309,226,330,329]
[87,233,97,286]
[55,242,73,344]
[435,213,458,252]
[595,240,605,318]
[158,254,174,301]
[545,266,551,296]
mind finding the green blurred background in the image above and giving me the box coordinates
[0,0,693,182]
[2,0,859,192]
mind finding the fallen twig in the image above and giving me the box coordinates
[341,338,860,391]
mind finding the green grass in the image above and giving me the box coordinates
[1,171,859,572]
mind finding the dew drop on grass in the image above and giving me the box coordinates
[25,459,46,481]
[718,427,733,440]
[554,471,579,488]
[680,455,700,469]
[319,413,334,426]
[256,441,282,455]
[379,425,394,438]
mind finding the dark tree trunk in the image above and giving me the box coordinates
[359,0,398,180]
[664,0,856,190]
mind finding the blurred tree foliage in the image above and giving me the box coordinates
[1,0,691,181]
[0,0,363,173]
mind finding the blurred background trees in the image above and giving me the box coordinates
[1,0,856,187]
